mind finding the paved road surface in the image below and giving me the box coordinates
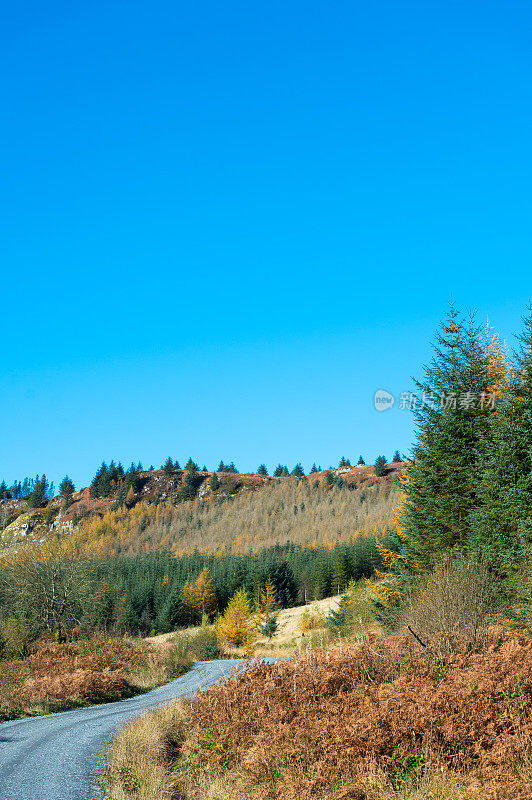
[0,660,244,800]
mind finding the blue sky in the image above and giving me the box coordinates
[1,1,531,489]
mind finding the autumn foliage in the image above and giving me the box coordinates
[176,630,532,799]
[0,638,180,721]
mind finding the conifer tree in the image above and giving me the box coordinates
[28,475,48,508]
[209,472,220,491]
[392,450,402,463]
[374,455,387,477]
[357,456,365,465]
[59,476,75,507]
[180,459,202,500]
[194,566,218,618]
[257,581,279,614]
[215,588,256,648]
[257,464,268,476]
[291,463,305,477]
[163,457,174,476]
[469,307,531,576]
[310,463,319,474]
[331,551,349,594]
[396,305,495,573]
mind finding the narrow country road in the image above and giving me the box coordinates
[0,660,244,800]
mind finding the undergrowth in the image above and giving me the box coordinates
[103,627,532,800]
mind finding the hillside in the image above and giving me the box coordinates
[0,463,402,556]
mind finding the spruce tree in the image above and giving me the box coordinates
[469,307,532,576]
[397,306,495,573]
[374,456,387,477]
[310,463,319,473]
[291,463,305,477]
[392,450,402,463]
[357,456,365,465]
[28,475,48,508]
[331,551,349,594]
[59,476,75,507]
[257,464,268,476]
[163,457,174,476]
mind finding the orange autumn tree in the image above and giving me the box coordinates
[182,567,218,624]
[215,588,257,648]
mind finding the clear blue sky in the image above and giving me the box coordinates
[1,1,531,489]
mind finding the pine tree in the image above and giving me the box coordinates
[374,455,387,477]
[469,307,531,576]
[209,472,220,491]
[291,463,305,477]
[397,305,495,573]
[59,476,75,507]
[280,466,289,477]
[257,464,268,476]
[28,475,48,508]
[357,456,365,465]
[310,463,319,473]
[260,614,278,640]
[392,450,402,463]
[163,457,174,476]
[267,562,297,606]
[273,464,284,477]
[180,459,202,500]
[331,551,349,595]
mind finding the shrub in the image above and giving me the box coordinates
[298,606,326,633]
[0,619,32,658]
[401,555,497,660]
[170,628,221,661]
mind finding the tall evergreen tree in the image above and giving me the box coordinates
[397,305,495,573]
[59,476,75,507]
[331,551,349,594]
[163,457,174,476]
[357,455,365,465]
[469,307,531,576]
[291,463,305,477]
[257,464,268,476]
